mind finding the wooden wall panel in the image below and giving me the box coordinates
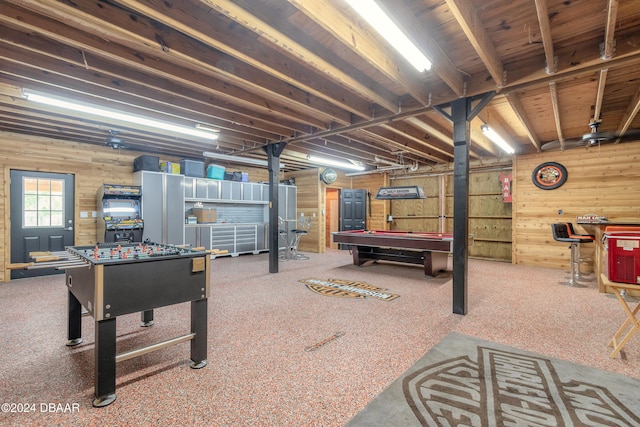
[350,173,388,231]
[1,133,143,282]
[284,169,389,253]
[0,132,270,282]
[513,141,640,270]
[286,168,321,252]
[392,166,513,261]
[5,131,637,281]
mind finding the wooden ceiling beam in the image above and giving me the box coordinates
[548,81,565,150]
[592,69,608,123]
[602,0,620,60]
[1,2,351,128]
[504,92,542,152]
[287,0,433,106]
[110,0,372,121]
[534,0,555,74]
[445,0,504,88]
[392,0,465,97]
[186,0,399,112]
[0,48,297,142]
[615,84,640,143]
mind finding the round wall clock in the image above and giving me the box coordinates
[321,168,337,184]
[532,162,568,190]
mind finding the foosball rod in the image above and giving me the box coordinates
[6,260,87,270]
[28,261,87,270]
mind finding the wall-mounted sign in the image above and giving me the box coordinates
[500,173,512,202]
[532,162,567,190]
[320,168,337,184]
[374,186,426,200]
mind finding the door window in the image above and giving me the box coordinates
[23,177,65,227]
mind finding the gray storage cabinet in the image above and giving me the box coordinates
[133,171,185,245]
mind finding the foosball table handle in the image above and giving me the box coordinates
[7,262,35,270]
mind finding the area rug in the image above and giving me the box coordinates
[346,332,640,426]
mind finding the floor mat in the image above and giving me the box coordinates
[346,332,640,426]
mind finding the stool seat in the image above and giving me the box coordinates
[566,223,595,241]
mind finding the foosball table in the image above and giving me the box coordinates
[19,242,211,407]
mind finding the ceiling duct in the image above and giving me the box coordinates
[374,185,426,200]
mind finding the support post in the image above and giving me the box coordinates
[450,98,471,315]
[265,143,287,273]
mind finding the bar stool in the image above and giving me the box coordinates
[566,223,595,280]
[551,223,594,287]
[290,215,312,260]
[278,216,290,261]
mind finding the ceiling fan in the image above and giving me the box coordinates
[541,120,640,152]
[104,130,128,150]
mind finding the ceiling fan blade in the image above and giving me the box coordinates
[540,139,582,151]
[615,128,640,142]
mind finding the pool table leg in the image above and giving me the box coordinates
[424,251,449,276]
[351,246,368,266]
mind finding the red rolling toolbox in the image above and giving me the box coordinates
[605,226,640,284]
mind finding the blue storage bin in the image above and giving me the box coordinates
[206,164,225,180]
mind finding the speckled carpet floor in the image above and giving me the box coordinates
[1,249,639,426]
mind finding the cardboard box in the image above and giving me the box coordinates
[192,208,217,223]
[161,161,180,174]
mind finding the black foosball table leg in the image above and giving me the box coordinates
[140,309,154,327]
[190,298,208,369]
[66,291,83,346]
[93,318,117,407]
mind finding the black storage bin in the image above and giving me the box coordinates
[224,171,242,181]
[133,155,160,172]
[180,159,205,177]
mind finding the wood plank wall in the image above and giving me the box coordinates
[4,131,638,281]
[389,161,513,261]
[513,141,640,271]
[0,132,268,283]
[283,169,389,253]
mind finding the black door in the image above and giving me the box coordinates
[10,170,75,278]
[339,189,366,249]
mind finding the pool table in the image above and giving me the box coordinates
[331,230,471,276]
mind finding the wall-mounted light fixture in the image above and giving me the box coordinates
[203,151,284,168]
[346,0,432,72]
[24,91,219,141]
[307,155,365,171]
[480,124,515,154]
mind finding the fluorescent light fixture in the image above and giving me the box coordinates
[481,124,515,154]
[203,151,284,169]
[24,91,218,141]
[195,124,220,133]
[346,0,432,72]
[307,155,365,171]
